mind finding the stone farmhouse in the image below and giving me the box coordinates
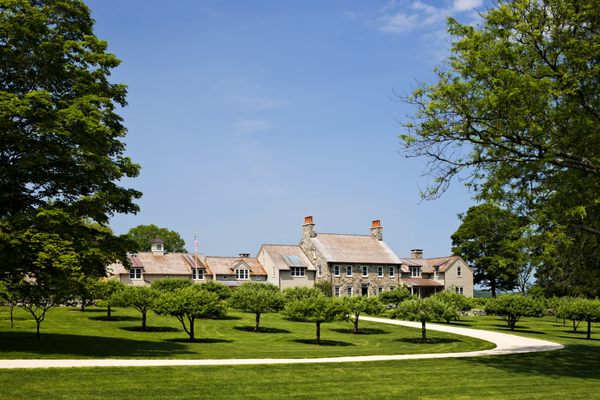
[109,216,473,297]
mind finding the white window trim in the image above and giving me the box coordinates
[291,267,305,277]
[455,286,464,295]
[346,286,353,296]
[334,286,340,297]
[362,265,368,277]
[410,266,420,278]
[192,268,205,280]
[377,266,384,277]
[235,268,250,280]
[346,265,353,277]
[333,265,340,277]
[129,268,142,280]
[389,266,395,277]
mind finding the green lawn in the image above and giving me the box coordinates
[1,308,600,399]
[0,306,492,359]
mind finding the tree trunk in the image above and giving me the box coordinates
[353,318,359,334]
[36,320,41,340]
[141,311,147,330]
[81,301,86,312]
[316,321,321,344]
[9,306,14,329]
[587,319,591,340]
[421,321,427,342]
[573,320,580,332]
[491,285,497,298]
[255,313,261,332]
[107,305,112,321]
[189,318,195,342]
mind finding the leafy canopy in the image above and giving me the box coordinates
[126,225,186,253]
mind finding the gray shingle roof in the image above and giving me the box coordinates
[310,234,402,265]
[258,244,316,271]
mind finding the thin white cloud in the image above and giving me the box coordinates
[224,95,285,113]
[452,0,483,12]
[379,12,420,33]
[232,119,273,135]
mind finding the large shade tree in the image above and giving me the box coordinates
[126,225,186,253]
[0,0,140,283]
[451,203,525,297]
[400,0,600,296]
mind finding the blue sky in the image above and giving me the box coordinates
[89,0,485,258]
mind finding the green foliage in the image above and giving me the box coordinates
[342,296,385,333]
[112,286,159,330]
[151,278,192,293]
[230,282,285,332]
[0,0,140,282]
[126,225,186,253]
[378,286,412,308]
[451,204,525,297]
[556,297,600,339]
[283,287,320,303]
[284,291,345,344]
[314,281,333,297]
[392,297,447,341]
[431,291,470,323]
[94,279,125,320]
[154,286,226,341]
[485,294,545,330]
[401,0,600,297]
[0,280,18,328]
[199,281,231,301]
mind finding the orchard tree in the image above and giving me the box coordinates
[126,225,186,253]
[0,280,18,328]
[451,204,525,297]
[95,279,125,320]
[379,286,412,308]
[230,282,285,332]
[113,286,159,330]
[0,0,140,284]
[392,297,446,342]
[400,0,600,296]
[556,298,600,340]
[342,296,385,334]
[431,291,470,323]
[485,294,545,331]
[154,286,226,342]
[284,290,345,344]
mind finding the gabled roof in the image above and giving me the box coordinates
[258,244,316,271]
[203,256,267,276]
[108,252,205,276]
[399,256,462,273]
[310,234,402,265]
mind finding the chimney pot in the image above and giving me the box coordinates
[370,219,383,241]
[371,219,381,228]
[304,215,314,225]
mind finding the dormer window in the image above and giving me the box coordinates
[410,266,420,277]
[236,268,249,280]
[434,267,439,278]
[291,267,305,277]
[192,268,204,280]
[129,268,142,280]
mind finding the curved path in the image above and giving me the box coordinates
[0,317,563,369]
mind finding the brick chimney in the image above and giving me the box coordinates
[411,249,423,259]
[303,215,317,239]
[370,219,383,241]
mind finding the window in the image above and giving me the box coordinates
[362,266,369,277]
[455,286,464,295]
[346,286,353,296]
[291,267,305,277]
[389,286,395,291]
[334,286,340,297]
[129,268,142,280]
[317,266,322,277]
[377,266,384,277]
[236,268,249,280]
[334,265,340,277]
[457,266,462,277]
[156,243,162,251]
[434,267,439,278]
[346,265,353,277]
[410,266,420,277]
[378,287,384,294]
[389,266,395,277]
[192,268,204,280]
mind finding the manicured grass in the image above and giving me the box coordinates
[0,306,492,359]
[1,310,599,399]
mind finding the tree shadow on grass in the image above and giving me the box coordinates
[292,339,354,346]
[558,335,600,342]
[467,345,600,379]
[0,331,194,358]
[330,328,390,335]
[88,316,139,322]
[395,337,461,344]
[233,326,291,334]
[204,315,242,321]
[491,324,546,335]
[120,326,180,333]
[166,338,233,344]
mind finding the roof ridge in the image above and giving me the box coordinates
[260,243,299,247]
[317,233,371,237]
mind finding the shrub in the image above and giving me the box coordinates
[485,294,544,330]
